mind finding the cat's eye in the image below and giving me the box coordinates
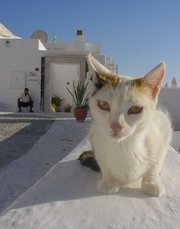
[97,100,110,111]
[128,106,143,115]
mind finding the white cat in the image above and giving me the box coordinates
[87,54,172,196]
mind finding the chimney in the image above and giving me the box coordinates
[76,30,84,42]
[77,30,83,36]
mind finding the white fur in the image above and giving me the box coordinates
[89,80,172,196]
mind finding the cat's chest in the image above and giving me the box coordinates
[92,128,143,156]
[91,128,147,180]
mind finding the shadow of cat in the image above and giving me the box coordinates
[11,159,150,210]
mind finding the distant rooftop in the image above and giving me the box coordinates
[31,29,101,55]
[0,23,21,39]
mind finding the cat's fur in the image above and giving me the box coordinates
[87,54,172,196]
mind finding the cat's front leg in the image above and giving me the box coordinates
[97,179,120,194]
[96,169,120,194]
[141,170,165,196]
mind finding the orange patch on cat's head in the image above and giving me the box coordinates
[98,72,120,90]
[131,79,149,95]
[101,73,119,86]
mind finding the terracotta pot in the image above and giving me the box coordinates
[74,107,88,122]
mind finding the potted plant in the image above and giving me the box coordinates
[51,95,63,112]
[67,81,90,122]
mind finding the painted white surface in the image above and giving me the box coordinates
[0,117,179,228]
[51,64,80,108]
[171,131,180,152]
[0,39,45,112]
[159,88,180,127]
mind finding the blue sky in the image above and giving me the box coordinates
[1,0,180,85]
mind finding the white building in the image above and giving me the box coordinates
[0,24,46,112]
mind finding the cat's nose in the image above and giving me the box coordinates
[110,122,122,132]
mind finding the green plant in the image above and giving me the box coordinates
[67,82,90,108]
[51,95,63,107]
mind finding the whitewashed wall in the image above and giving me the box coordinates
[0,39,45,111]
[159,88,180,128]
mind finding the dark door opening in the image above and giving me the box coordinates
[40,57,45,111]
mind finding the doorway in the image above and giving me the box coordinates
[51,63,80,110]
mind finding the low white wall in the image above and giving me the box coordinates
[159,88,180,128]
[0,39,45,112]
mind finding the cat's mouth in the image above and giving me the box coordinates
[110,129,132,141]
[111,132,120,138]
[110,132,126,141]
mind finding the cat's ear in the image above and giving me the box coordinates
[142,62,166,97]
[87,53,119,88]
[87,53,111,76]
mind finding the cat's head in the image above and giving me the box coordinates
[87,54,165,141]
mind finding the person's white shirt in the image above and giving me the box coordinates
[19,93,30,103]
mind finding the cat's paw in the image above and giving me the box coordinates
[96,179,119,194]
[141,181,165,196]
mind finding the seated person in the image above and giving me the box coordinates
[17,88,34,112]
